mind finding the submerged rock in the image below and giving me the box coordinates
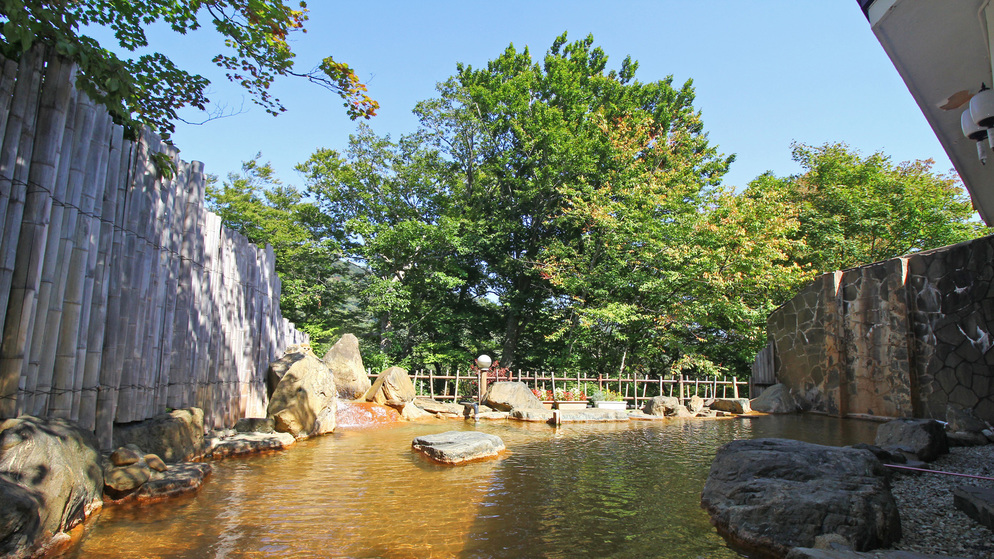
[483,382,544,411]
[323,333,371,400]
[411,431,505,464]
[210,432,296,459]
[701,438,900,556]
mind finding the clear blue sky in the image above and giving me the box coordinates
[146,1,949,191]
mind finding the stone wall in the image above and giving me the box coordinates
[767,235,994,423]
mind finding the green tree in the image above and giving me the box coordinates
[0,1,377,140]
[297,125,494,368]
[419,32,732,369]
[752,142,989,274]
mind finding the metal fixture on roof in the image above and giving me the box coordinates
[962,84,994,164]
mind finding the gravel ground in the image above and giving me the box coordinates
[881,444,994,558]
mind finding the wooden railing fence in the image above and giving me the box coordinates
[370,369,748,409]
[0,47,307,448]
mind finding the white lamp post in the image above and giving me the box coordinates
[476,354,492,404]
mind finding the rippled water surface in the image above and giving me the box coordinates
[67,415,877,558]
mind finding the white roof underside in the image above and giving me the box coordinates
[867,0,994,225]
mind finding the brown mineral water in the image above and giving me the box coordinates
[66,414,877,558]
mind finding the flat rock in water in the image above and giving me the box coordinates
[413,400,466,415]
[105,463,212,505]
[710,398,752,414]
[952,485,994,531]
[508,409,629,422]
[210,432,296,459]
[411,431,505,464]
[474,411,510,420]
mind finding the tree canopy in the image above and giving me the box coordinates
[0,1,378,140]
[208,35,991,377]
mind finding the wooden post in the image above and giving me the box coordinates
[678,375,685,404]
[453,368,459,399]
[733,376,739,399]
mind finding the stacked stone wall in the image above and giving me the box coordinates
[767,235,994,423]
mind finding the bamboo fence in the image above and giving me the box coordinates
[0,48,307,448]
[384,369,747,409]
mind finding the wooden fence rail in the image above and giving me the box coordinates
[370,369,748,409]
[0,48,307,448]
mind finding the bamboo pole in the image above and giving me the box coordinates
[153,148,185,414]
[77,112,119,430]
[31,93,94,415]
[69,109,112,421]
[50,106,107,419]
[116,129,158,423]
[94,136,131,448]
[0,46,43,344]
[0,51,74,418]
[0,59,19,149]
[93,138,134,446]
[0,48,44,418]
[23,84,77,415]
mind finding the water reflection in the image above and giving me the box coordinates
[66,415,877,558]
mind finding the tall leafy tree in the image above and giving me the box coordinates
[419,32,732,368]
[0,1,377,140]
[297,125,494,367]
[751,142,989,274]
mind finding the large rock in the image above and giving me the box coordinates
[411,431,505,464]
[267,352,337,439]
[266,344,311,400]
[701,438,900,556]
[322,334,371,399]
[710,398,752,414]
[413,399,467,416]
[398,401,435,421]
[687,395,705,413]
[643,395,681,416]
[874,419,948,462]
[0,476,42,557]
[946,404,989,433]
[751,383,800,414]
[0,416,104,557]
[483,382,544,412]
[953,485,994,532]
[112,408,206,463]
[363,366,416,405]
